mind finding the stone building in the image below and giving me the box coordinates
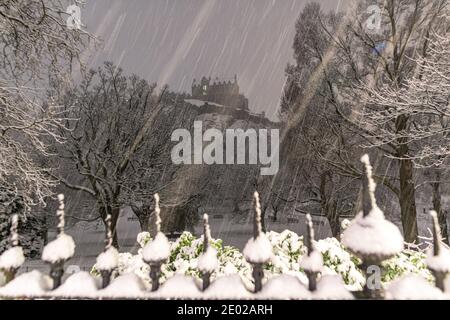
[191,75,249,110]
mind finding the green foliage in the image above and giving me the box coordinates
[93,229,434,291]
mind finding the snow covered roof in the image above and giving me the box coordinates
[184,99,224,108]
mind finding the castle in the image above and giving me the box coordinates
[191,75,249,110]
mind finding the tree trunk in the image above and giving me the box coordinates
[138,217,150,233]
[396,115,418,244]
[431,170,448,245]
[131,204,152,233]
[319,171,341,239]
[110,207,120,249]
[42,214,48,245]
[111,230,119,249]
[260,205,267,233]
[99,205,121,249]
[328,200,341,240]
[399,158,418,243]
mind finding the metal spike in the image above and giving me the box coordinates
[430,211,441,256]
[305,213,314,255]
[253,191,262,239]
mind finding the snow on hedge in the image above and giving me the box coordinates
[92,229,434,294]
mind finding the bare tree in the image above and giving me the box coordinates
[280,0,449,243]
[54,62,176,248]
[0,0,92,208]
[355,7,450,241]
[276,3,360,237]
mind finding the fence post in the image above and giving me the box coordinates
[301,214,322,291]
[0,214,25,285]
[198,214,218,291]
[341,155,404,299]
[427,210,450,291]
[142,194,170,292]
[95,214,119,289]
[243,191,272,293]
[42,194,75,290]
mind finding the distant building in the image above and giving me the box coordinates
[192,75,249,110]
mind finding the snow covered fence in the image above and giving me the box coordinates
[1,155,450,299]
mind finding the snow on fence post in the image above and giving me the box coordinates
[142,194,170,291]
[243,191,272,293]
[198,214,218,291]
[300,214,323,291]
[42,194,75,290]
[426,211,450,291]
[0,214,25,284]
[342,155,403,299]
[95,214,119,289]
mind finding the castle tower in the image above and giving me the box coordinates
[191,75,248,110]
